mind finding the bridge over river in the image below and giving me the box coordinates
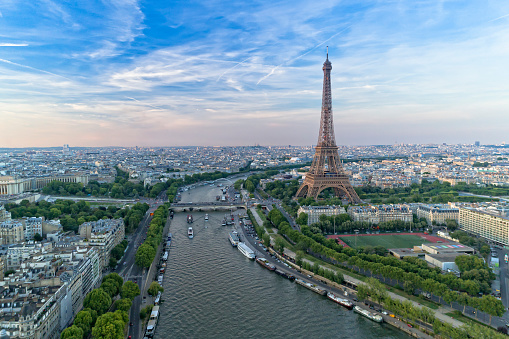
[169,201,246,212]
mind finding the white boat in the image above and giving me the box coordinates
[188,227,194,239]
[205,214,209,221]
[295,278,327,295]
[229,231,239,246]
[237,242,255,259]
[327,292,353,309]
[353,306,383,323]
[145,305,160,337]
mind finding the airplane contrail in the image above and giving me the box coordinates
[0,58,71,81]
[125,96,165,111]
[256,26,352,85]
[488,13,509,23]
[216,57,252,82]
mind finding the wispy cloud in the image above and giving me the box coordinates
[0,43,28,47]
[0,58,71,81]
[1,0,509,147]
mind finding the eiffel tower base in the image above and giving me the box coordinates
[295,173,361,204]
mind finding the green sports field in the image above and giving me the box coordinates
[339,234,426,249]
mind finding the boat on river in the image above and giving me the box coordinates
[295,278,326,295]
[274,269,295,281]
[327,292,353,310]
[353,306,383,323]
[229,231,239,246]
[256,257,276,271]
[238,242,255,259]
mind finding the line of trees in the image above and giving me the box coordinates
[309,215,428,235]
[357,180,509,204]
[109,240,128,269]
[60,273,140,339]
[265,208,504,324]
[4,199,149,234]
[358,278,506,338]
[43,168,147,199]
[135,204,169,268]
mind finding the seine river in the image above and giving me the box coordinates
[154,210,410,339]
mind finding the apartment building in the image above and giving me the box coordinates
[79,218,125,268]
[0,205,11,222]
[0,220,25,245]
[348,204,413,224]
[24,217,43,240]
[0,173,89,196]
[459,207,509,246]
[297,205,346,225]
[416,204,459,225]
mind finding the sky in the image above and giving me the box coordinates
[1,0,509,148]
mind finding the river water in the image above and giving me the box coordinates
[155,209,410,339]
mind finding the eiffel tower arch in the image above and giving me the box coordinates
[295,51,361,204]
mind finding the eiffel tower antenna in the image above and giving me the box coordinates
[295,51,361,203]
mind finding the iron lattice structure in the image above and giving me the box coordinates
[295,54,361,203]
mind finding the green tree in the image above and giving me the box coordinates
[83,288,111,316]
[140,304,154,320]
[109,257,117,269]
[135,243,156,268]
[100,280,119,298]
[60,325,83,339]
[295,250,304,269]
[114,298,133,312]
[147,281,164,296]
[262,233,271,248]
[33,233,43,241]
[357,284,369,301]
[295,212,308,226]
[121,281,140,300]
[244,179,255,193]
[234,179,244,190]
[91,310,128,339]
[481,295,505,325]
[73,310,93,337]
[275,237,285,254]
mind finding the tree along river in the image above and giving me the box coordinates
[155,211,411,339]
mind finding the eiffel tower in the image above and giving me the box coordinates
[295,50,361,204]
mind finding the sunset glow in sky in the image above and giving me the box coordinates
[1,1,509,147]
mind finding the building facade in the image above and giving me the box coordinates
[0,174,89,196]
[297,205,346,225]
[348,204,413,224]
[25,217,43,241]
[459,207,509,246]
[0,220,25,245]
[79,219,125,268]
[416,204,459,225]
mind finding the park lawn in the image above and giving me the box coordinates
[386,286,440,310]
[300,253,442,309]
[339,234,427,249]
[445,310,493,328]
[273,234,294,251]
[256,209,267,222]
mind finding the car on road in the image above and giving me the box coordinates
[407,324,413,328]
[381,311,388,315]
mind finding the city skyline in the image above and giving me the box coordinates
[1,1,509,147]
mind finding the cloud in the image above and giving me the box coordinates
[0,58,72,81]
[0,43,28,47]
[2,0,509,147]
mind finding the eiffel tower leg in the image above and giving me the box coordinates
[295,184,308,198]
[310,186,320,200]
